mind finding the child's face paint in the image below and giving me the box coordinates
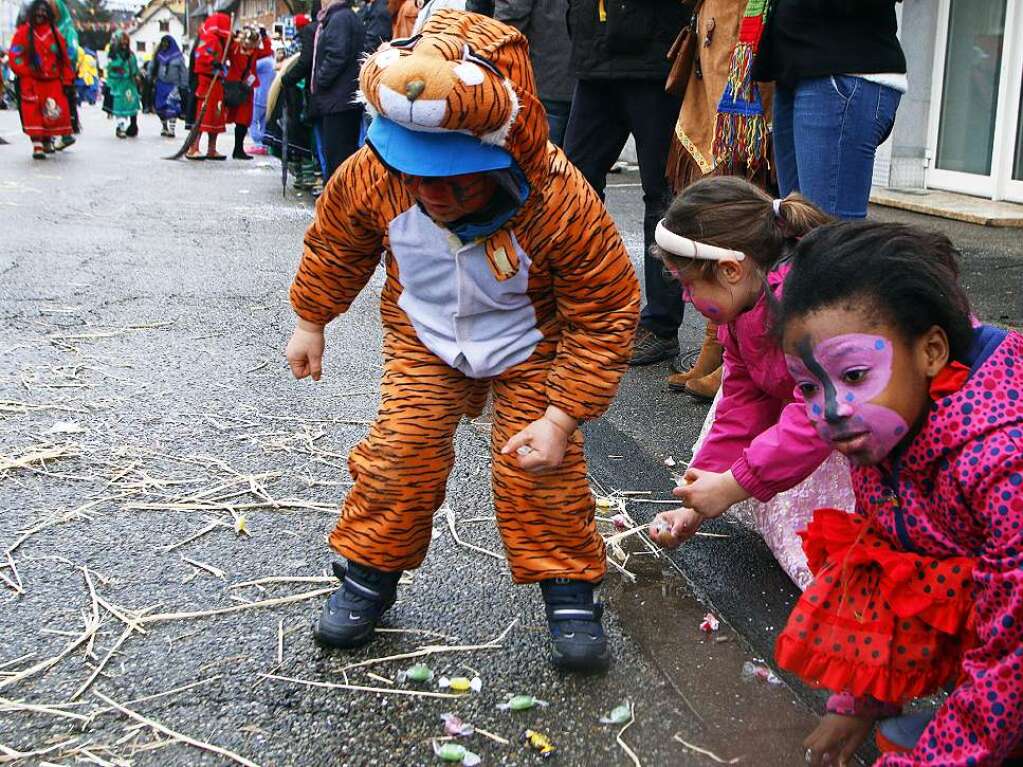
[784,309,933,466]
[679,279,725,320]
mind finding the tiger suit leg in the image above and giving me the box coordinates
[328,329,476,571]
[490,352,607,585]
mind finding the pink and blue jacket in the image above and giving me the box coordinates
[845,326,1023,766]
[691,263,832,500]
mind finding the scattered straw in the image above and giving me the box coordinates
[672,734,742,764]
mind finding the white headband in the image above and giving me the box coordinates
[654,219,746,262]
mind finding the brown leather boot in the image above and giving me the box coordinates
[685,365,723,400]
[667,322,723,391]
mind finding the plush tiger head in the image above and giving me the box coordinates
[359,10,546,173]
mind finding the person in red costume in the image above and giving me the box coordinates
[8,0,74,159]
[186,11,232,161]
[224,25,272,160]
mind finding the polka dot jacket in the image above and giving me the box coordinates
[849,326,1023,766]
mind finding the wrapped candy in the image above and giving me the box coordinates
[699,613,720,633]
[497,694,548,711]
[399,663,434,683]
[438,675,483,694]
[598,702,631,725]
[523,729,555,758]
[440,713,475,737]
[433,740,481,766]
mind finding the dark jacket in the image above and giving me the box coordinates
[309,2,365,115]
[361,0,391,52]
[752,0,905,88]
[495,0,574,102]
[465,0,494,13]
[282,21,317,89]
[566,0,689,81]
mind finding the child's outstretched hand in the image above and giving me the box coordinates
[501,406,576,474]
[673,468,750,519]
[285,319,325,381]
[648,507,703,549]
[803,713,876,767]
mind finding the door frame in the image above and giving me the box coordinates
[925,0,1023,201]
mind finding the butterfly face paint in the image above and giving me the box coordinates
[785,333,909,466]
[679,281,723,319]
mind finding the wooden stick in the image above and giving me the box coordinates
[94,690,260,767]
[181,557,226,579]
[0,739,78,763]
[672,734,742,764]
[616,702,642,767]
[444,506,503,562]
[228,576,334,590]
[261,674,459,700]
[139,587,334,624]
[71,624,134,701]
[0,698,91,722]
[473,727,510,746]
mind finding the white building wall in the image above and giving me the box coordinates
[0,0,21,48]
[129,7,185,58]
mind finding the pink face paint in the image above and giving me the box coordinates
[785,333,908,466]
[679,282,722,319]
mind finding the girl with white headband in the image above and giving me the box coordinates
[647,176,851,590]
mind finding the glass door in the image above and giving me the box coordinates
[927,0,1023,201]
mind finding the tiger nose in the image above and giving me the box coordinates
[405,80,426,101]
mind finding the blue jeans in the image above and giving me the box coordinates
[773,76,901,219]
[542,98,571,148]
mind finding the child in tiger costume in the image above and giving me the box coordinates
[285,10,640,671]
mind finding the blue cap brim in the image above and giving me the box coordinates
[367,116,513,177]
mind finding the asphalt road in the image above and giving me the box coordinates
[1,105,1020,767]
[0,106,820,767]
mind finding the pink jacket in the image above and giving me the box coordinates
[841,326,1023,767]
[690,264,832,501]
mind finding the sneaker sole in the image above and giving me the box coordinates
[311,617,377,650]
[550,645,611,673]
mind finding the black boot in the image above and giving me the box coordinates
[232,124,251,159]
[539,578,609,672]
[313,560,401,649]
[125,115,138,137]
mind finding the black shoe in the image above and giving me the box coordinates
[629,328,679,366]
[540,578,609,672]
[233,150,252,160]
[125,119,138,137]
[313,560,401,649]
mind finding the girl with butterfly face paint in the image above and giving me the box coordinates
[777,222,1023,767]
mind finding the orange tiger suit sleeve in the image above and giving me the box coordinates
[289,149,388,325]
[542,161,641,423]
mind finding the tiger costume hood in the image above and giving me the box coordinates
[359,10,549,185]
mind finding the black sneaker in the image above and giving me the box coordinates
[313,560,401,650]
[540,578,609,672]
[629,328,679,366]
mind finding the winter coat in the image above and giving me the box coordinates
[566,0,689,81]
[690,263,832,501]
[847,326,1023,767]
[148,48,188,90]
[495,0,574,103]
[106,46,140,116]
[361,0,391,53]
[282,21,316,90]
[310,2,364,116]
[752,0,905,89]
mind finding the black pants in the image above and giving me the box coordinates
[314,109,363,180]
[564,79,683,339]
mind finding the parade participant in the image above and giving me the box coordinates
[774,223,1023,767]
[106,32,141,138]
[285,11,640,671]
[148,35,188,138]
[8,0,74,159]
[223,25,272,160]
[186,11,231,161]
[248,47,276,151]
[647,177,849,590]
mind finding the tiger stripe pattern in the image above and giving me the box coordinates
[290,11,640,583]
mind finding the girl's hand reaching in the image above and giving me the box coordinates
[672,468,750,519]
[803,713,876,767]
[649,507,703,549]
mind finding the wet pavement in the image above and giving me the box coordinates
[1,105,1020,767]
[0,106,820,767]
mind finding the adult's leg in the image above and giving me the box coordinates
[233,123,252,159]
[623,80,684,340]
[541,97,572,148]
[319,110,363,179]
[490,350,605,585]
[772,84,798,197]
[329,328,475,573]
[791,76,902,219]
[563,79,629,201]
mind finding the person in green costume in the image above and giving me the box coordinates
[106,32,140,138]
